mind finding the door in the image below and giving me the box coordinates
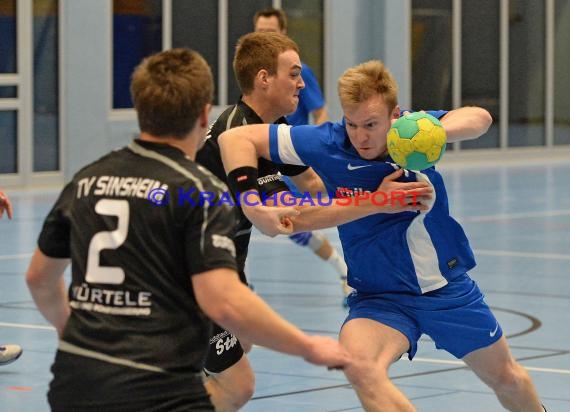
[0,0,61,187]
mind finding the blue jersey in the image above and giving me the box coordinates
[268,112,476,295]
[286,63,325,126]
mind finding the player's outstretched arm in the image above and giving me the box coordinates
[289,168,326,195]
[219,124,272,172]
[278,168,433,232]
[440,106,492,143]
[239,194,300,237]
[220,125,434,233]
[193,268,351,369]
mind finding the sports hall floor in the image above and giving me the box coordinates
[1,148,570,411]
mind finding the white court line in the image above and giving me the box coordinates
[250,235,570,261]
[0,321,55,331]
[0,252,33,261]
[458,209,570,223]
[413,356,570,375]
[474,249,570,260]
[3,326,569,375]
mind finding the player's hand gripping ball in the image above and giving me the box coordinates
[387,112,447,170]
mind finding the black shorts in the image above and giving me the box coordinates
[203,322,245,373]
[203,269,247,373]
[49,351,213,411]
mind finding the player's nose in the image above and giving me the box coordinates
[353,127,368,143]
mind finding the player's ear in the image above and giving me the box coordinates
[392,105,401,119]
[199,103,211,128]
[257,69,270,88]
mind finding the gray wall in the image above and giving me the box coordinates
[324,0,410,121]
[63,0,141,179]
[62,0,410,179]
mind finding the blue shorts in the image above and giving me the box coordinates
[343,274,502,359]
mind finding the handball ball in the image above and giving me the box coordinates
[387,112,447,170]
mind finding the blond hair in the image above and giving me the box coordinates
[338,60,399,112]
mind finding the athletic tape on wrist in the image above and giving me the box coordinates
[227,166,259,195]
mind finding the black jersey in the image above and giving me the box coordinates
[196,99,308,273]
[38,140,237,408]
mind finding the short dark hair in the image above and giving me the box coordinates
[130,48,213,139]
[233,32,299,94]
[253,7,287,31]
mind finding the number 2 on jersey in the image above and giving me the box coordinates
[86,199,129,284]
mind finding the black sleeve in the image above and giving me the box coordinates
[195,138,227,184]
[37,182,75,258]
[185,182,239,276]
[276,163,310,177]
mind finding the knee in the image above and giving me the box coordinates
[343,357,389,389]
[489,363,531,394]
[207,364,255,411]
[241,371,255,402]
[231,371,255,408]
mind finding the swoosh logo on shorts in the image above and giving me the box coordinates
[489,322,499,337]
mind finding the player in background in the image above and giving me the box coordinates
[25,48,351,412]
[0,190,24,366]
[218,60,547,412]
[254,7,352,302]
[253,7,328,125]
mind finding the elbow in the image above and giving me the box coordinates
[479,108,493,134]
[471,107,492,138]
[25,267,54,296]
[25,250,66,291]
[199,293,240,327]
[26,267,43,291]
[462,107,493,141]
[202,300,228,324]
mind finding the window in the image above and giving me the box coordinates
[112,0,324,109]
[112,0,162,109]
[508,1,545,147]
[411,0,452,110]
[171,1,220,104]
[0,111,17,173]
[34,0,60,171]
[0,1,17,173]
[282,0,324,97]
[554,0,570,145]
[460,0,500,149]
[0,1,17,74]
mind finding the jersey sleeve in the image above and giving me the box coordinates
[400,109,448,120]
[184,183,238,276]
[195,136,226,184]
[426,110,448,119]
[37,182,75,258]
[268,123,325,168]
[275,163,309,177]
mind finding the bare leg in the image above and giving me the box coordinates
[204,354,255,412]
[463,336,543,411]
[314,237,333,260]
[340,318,416,412]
